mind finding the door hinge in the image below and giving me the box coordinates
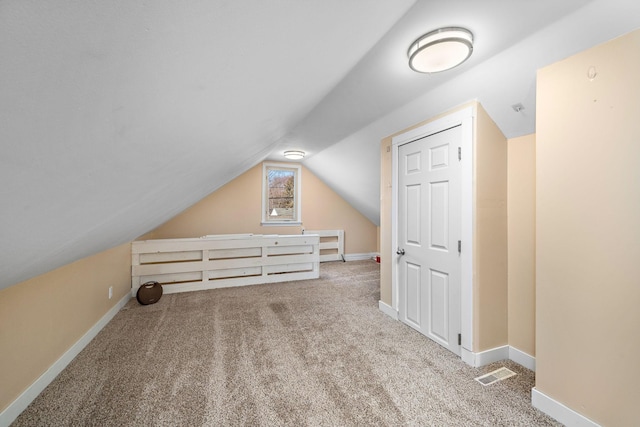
[458,240,461,254]
[458,333,462,346]
[458,147,461,161]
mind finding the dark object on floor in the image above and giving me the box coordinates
[136,281,163,305]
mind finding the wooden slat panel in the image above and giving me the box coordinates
[319,254,341,262]
[132,253,318,277]
[208,266,262,280]
[267,245,314,256]
[159,270,320,295]
[132,234,319,254]
[264,263,314,274]
[304,230,338,237]
[139,272,202,284]
[200,233,256,240]
[139,251,203,264]
[210,253,317,269]
[209,247,262,260]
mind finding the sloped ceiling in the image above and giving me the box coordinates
[302,0,640,225]
[1,0,639,290]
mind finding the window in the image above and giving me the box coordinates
[261,162,302,225]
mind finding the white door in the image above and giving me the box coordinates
[397,125,462,356]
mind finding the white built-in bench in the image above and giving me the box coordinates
[131,233,320,296]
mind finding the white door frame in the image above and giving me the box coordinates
[391,106,474,354]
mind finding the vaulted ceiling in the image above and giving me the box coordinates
[1,0,639,290]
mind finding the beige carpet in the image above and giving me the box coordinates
[13,261,559,426]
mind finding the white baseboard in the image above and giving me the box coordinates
[344,252,377,262]
[378,300,398,320]
[532,388,601,427]
[461,345,509,367]
[460,347,475,366]
[460,345,537,371]
[0,293,131,427]
[509,346,536,371]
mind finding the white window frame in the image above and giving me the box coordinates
[261,162,302,226]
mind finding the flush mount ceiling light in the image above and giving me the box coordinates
[284,150,305,160]
[408,27,473,73]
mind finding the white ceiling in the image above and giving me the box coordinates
[1,0,639,290]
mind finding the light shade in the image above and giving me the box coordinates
[408,27,473,73]
[284,150,305,160]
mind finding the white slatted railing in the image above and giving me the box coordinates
[303,229,344,262]
[131,233,320,296]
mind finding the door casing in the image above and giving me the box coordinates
[391,106,474,354]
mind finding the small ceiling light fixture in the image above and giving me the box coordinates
[408,27,474,73]
[284,150,305,160]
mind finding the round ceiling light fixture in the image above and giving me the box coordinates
[408,27,473,73]
[284,150,305,160]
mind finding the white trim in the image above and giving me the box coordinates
[460,347,475,366]
[460,345,537,371]
[459,113,474,352]
[378,300,398,320]
[390,106,475,350]
[391,136,399,311]
[260,221,302,227]
[0,293,131,427]
[509,346,536,371]
[343,252,376,262]
[532,388,601,427]
[461,345,509,367]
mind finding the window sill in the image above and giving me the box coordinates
[261,221,302,227]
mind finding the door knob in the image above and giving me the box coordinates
[396,247,405,255]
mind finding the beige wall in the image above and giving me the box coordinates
[536,29,640,425]
[507,134,536,357]
[473,106,508,351]
[0,243,131,413]
[148,163,377,255]
[379,102,508,352]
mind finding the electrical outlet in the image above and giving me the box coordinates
[108,286,113,299]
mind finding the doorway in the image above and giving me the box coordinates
[391,107,474,356]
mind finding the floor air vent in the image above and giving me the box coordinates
[475,367,516,386]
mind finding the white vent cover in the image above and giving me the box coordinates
[475,367,516,386]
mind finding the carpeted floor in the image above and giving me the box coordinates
[13,260,560,426]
